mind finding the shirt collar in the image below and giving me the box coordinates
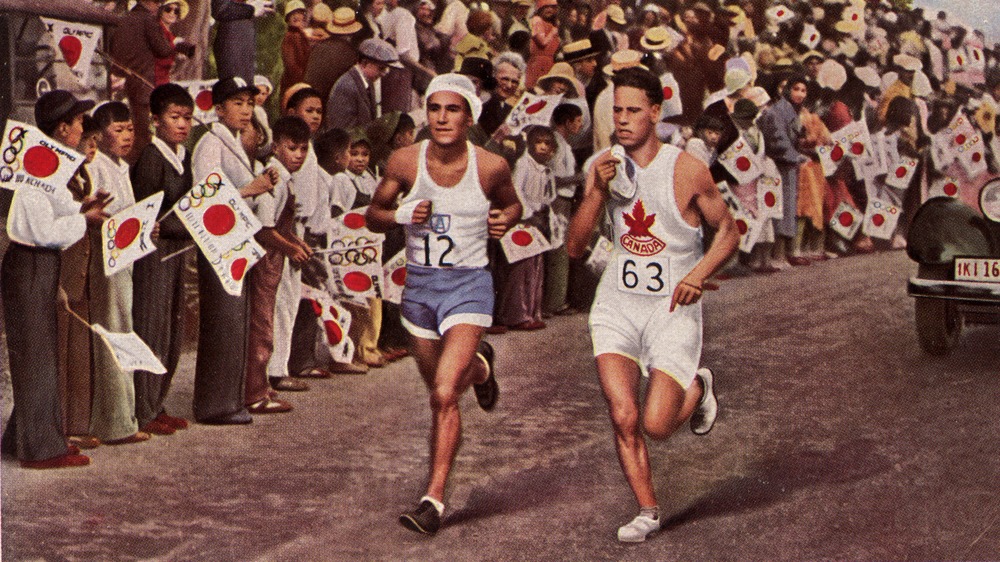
[267,157,293,186]
[151,136,186,175]
[95,150,130,175]
[211,122,253,170]
[356,65,371,90]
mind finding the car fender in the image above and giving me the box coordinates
[906,197,998,266]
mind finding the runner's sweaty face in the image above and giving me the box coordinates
[426,91,473,146]
[612,85,659,149]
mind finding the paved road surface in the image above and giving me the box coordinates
[3,250,1000,560]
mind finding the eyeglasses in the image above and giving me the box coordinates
[162,5,180,14]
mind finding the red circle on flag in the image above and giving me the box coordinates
[975,50,982,61]
[58,35,83,68]
[204,205,236,236]
[391,267,407,286]
[324,320,343,345]
[944,182,958,196]
[838,211,854,227]
[764,191,776,207]
[511,230,533,246]
[973,152,982,162]
[735,156,752,172]
[230,257,248,281]
[343,271,373,292]
[956,134,967,145]
[872,213,885,227]
[114,217,141,249]
[343,212,366,229]
[895,166,907,178]
[526,100,547,114]
[662,86,674,100]
[851,12,859,20]
[777,9,784,16]
[830,145,844,162]
[328,305,340,319]
[23,146,59,178]
[958,55,965,65]
[195,90,214,111]
[309,299,323,316]
[851,142,865,155]
[735,219,748,235]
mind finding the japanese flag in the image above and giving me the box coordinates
[505,93,564,135]
[929,176,961,199]
[885,157,919,190]
[0,120,84,195]
[969,46,987,70]
[935,112,975,164]
[329,206,386,246]
[756,164,783,219]
[325,248,384,301]
[829,201,862,240]
[302,285,355,364]
[765,4,794,23]
[659,72,683,119]
[586,236,614,275]
[174,169,263,262]
[949,48,969,72]
[176,80,218,125]
[501,223,551,263]
[382,249,407,305]
[715,180,747,217]
[957,132,988,177]
[862,199,900,240]
[101,192,164,277]
[800,24,821,49]
[91,324,166,375]
[816,143,844,177]
[41,18,101,87]
[831,120,874,162]
[718,135,764,185]
[732,211,763,253]
[209,237,265,296]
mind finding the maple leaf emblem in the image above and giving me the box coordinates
[623,200,656,237]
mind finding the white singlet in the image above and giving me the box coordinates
[589,143,705,386]
[401,140,491,269]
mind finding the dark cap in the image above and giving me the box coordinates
[211,76,258,105]
[732,98,759,121]
[457,57,497,91]
[35,90,95,132]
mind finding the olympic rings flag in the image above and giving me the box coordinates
[40,17,102,87]
[208,237,266,296]
[862,198,901,240]
[174,169,263,259]
[101,191,164,277]
[382,249,407,305]
[0,120,84,196]
[718,134,764,186]
[324,206,386,302]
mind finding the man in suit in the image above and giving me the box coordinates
[325,38,399,131]
[211,0,274,84]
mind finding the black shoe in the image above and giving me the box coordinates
[399,500,441,535]
[472,340,498,411]
[199,409,253,425]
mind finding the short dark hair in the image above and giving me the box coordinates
[525,124,556,145]
[82,115,101,138]
[694,114,725,133]
[92,101,132,129]
[272,115,312,144]
[150,83,194,116]
[612,67,664,106]
[315,127,351,160]
[551,103,583,126]
[285,86,323,112]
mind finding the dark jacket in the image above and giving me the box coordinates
[110,2,176,103]
[212,0,256,82]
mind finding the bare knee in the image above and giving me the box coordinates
[642,412,680,441]
[609,404,642,444]
[429,385,460,412]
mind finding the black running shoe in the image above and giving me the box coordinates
[472,340,498,411]
[399,500,441,535]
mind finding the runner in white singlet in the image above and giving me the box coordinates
[567,67,740,543]
[366,74,522,536]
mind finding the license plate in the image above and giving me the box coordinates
[954,258,1000,282]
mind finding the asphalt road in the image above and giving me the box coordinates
[3,249,1000,561]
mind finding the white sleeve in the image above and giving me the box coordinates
[191,135,222,187]
[6,189,86,250]
[331,173,358,213]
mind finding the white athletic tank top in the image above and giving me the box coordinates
[602,143,704,296]
[402,140,491,269]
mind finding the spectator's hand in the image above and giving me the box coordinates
[242,168,278,197]
[289,244,311,264]
[248,0,275,18]
[82,191,112,226]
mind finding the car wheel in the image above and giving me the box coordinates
[914,265,962,355]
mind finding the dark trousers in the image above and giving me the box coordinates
[132,239,187,428]
[193,253,249,422]
[2,243,68,461]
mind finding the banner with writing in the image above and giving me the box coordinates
[0,120,83,195]
[174,169,263,262]
[41,18,101,87]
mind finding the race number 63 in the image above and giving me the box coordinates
[617,255,670,295]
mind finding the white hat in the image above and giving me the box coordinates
[855,66,881,88]
[893,53,923,72]
[253,75,273,93]
[424,73,483,122]
[724,68,752,94]
[912,71,932,98]
[816,59,847,91]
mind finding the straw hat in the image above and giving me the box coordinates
[602,49,648,77]
[161,0,189,20]
[606,5,627,26]
[707,44,726,62]
[640,26,679,52]
[327,6,363,35]
[562,39,600,63]
[536,62,585,98]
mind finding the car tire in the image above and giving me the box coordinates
[914,264,962,356]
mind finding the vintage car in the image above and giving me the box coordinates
[907,179,1000,355]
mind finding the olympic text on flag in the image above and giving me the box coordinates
[0,120,84,195]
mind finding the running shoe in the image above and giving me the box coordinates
[617,514,660,543]
[399,500,441,535]
[690,367,718,435]
[472,340,498,411]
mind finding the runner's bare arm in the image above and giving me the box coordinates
[670,152,740,311]
[567,150,617,259]
[366,146,423,233]
[480,149,522,239]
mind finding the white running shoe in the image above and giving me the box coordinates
[617,514,660,543]
[690,367,718,435]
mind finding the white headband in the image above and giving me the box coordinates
[424,73,483,122]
